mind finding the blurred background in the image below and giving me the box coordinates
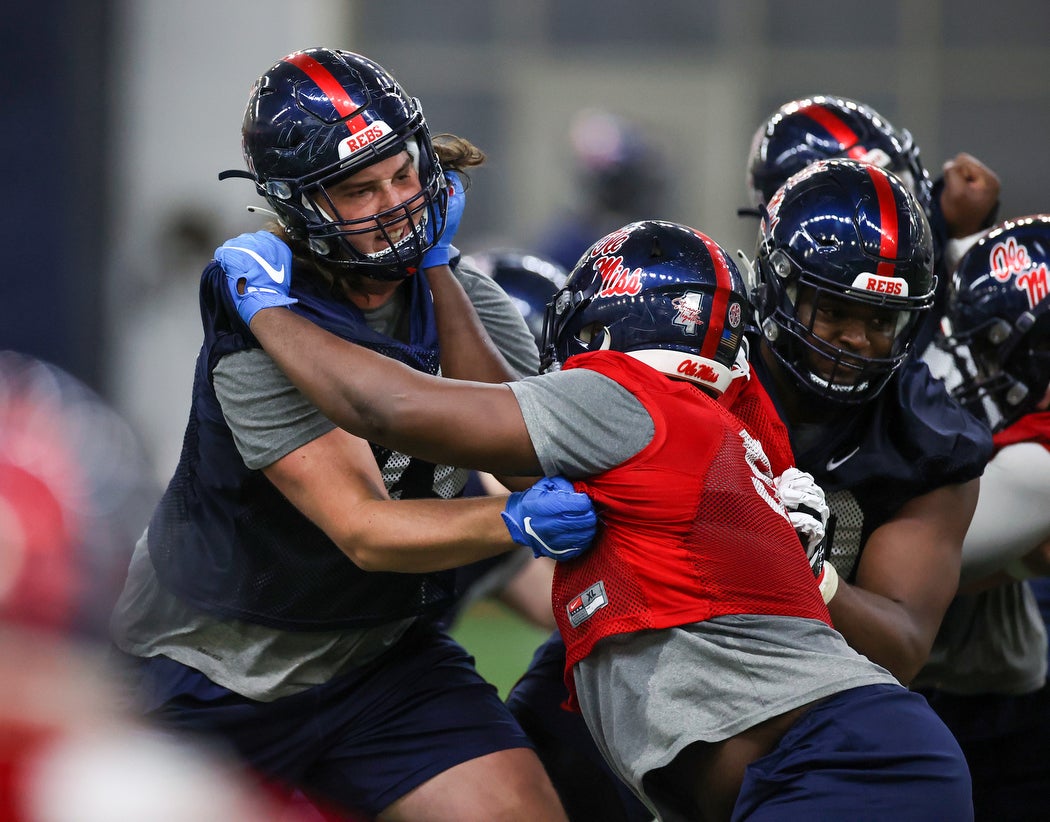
[5,0,1049,693]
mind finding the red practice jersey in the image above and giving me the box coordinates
[552,352,830,706]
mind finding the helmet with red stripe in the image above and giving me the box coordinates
[747,95,932,215]
[236,47,448,280]
[540,220,750,396]
[941,215,1050,431]
[754,159,935,403]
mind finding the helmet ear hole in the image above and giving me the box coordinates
[579,322,609,351]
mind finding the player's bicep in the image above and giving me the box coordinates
[854,479,978,625]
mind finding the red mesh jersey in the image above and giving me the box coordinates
[553,352,830,707]
[720,370,796,478]
[992,410,1050,454]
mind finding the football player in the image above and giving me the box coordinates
[219,217,975,821]
[108,46,588,822]
[745,94,1001,352]
[914,214,1050,818]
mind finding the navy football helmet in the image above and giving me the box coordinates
[231,47,448,280]
[940,215,1050,431]
[754,158,936,404]
[463,249,567,347]
[540,220,750,396]
[747,95,933,215]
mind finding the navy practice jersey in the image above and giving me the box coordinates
[754,355,993,581]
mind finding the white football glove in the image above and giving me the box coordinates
[774,466,830,570]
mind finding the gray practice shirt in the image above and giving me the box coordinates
[508,366,898,802]
[111,260,539,701]
[914,347,1050,695]
[911,441,1050,695]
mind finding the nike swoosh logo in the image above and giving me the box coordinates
[523,516,575,557]
[826,446,860,472]
[225,245,286,284]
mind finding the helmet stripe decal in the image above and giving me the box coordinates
[697,232,730,359]
[865,166,900,278]
[284,52,369,136]
[802,104,867,160]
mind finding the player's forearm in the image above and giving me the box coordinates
[425,264,517,383]
[250,307,543,475]
[250,307,445,446]
[825,581,936,684]
[337,495,515,573]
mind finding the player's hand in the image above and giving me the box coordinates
[502,476,598,561]
[214,231,297,325]
[775,467,830,571]
[421,171,465,268]
[939,153,1000,239]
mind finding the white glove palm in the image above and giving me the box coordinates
[774,467,830,566]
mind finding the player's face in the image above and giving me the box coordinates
[317,151,423,256]
[795,286,899,385]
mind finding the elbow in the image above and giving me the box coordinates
[333,527,394,571]
[336,539,394,573]
[321,391,388,442]
[329,391,418,451]
[327,520,394,571]
[346,549,388,573]
[890,628,937,686]
[894,653,928,687]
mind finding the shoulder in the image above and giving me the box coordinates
[508,367,654,477]
[859,359,992,485]
[450,257,539,377]
[894,359,972,424]
[893,359,992,445]
[450,257,502,298]
[509,365,638,412]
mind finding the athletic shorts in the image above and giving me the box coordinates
[733,684,973,821]
[506,632,652,822]
[115,622,533,818]
[918,684,1050,820]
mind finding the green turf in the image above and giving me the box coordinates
[450,599,551,698]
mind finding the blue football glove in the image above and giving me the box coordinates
[214,231,297,325]
[501,476,598,561]
[420,171,465,268]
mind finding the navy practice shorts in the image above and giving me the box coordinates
[733,684,973,822]
[117,622,533,818]
[919,683,1050,820]
[506,631,652,822]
